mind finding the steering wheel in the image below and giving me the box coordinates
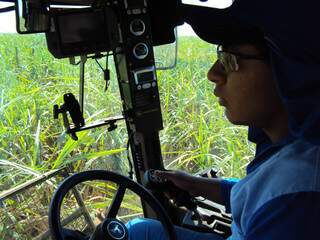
[49,170,177,240]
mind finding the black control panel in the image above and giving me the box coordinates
[115,0,163,133]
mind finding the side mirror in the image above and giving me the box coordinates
[15,0,50,34]
[154,28,178,70]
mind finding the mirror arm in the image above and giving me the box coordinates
[0,6,14,13]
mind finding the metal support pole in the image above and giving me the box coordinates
[79,55,87,114]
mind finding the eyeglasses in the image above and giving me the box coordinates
[216,45,267,73]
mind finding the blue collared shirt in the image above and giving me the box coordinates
[221,139,320,239]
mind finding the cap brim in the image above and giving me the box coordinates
[181,4,265,46]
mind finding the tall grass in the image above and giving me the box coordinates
[0,34,255,193]
[0,33,256,239]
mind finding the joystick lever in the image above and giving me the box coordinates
[143,169,198,211]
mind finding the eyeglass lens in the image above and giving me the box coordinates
[219,52,239,72]
[217,46,239,73]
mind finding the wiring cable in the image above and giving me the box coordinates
[95,52,112,91]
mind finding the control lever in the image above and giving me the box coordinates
[143,169,198,211]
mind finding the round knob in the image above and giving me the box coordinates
[130,19,146,36]
[133,43,149,59]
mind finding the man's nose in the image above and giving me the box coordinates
[207,61,226,85]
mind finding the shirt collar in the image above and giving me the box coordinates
[247,126,294,174]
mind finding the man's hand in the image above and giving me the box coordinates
[154,170,197,195]
[154,170,223,204]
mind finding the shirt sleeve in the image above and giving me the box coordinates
[220,178,238,213]
[245,192,320,239]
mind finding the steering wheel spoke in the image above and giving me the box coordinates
[106,184,127,219]
[49,170,177,240]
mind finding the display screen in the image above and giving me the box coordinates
[46,7,119,58]
[59,11,107,45]
[127,0,146,9]
[137,71,155,83]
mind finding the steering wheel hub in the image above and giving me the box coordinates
[104,219,127,240]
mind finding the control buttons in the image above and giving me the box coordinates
[130,19,145,36]
[142,83,151,89]
[136,83,156,91]
[132,9,142,14]
[126,9,142,15]
[133,43,149,59]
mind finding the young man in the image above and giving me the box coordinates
[126,41,320,239]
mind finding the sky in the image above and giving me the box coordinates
[0,2,16,33]
[0,0,232,34]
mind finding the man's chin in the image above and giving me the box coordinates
[229,119,248,126]
[225,111,249,126]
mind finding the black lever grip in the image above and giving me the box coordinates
[143,169,197,210]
